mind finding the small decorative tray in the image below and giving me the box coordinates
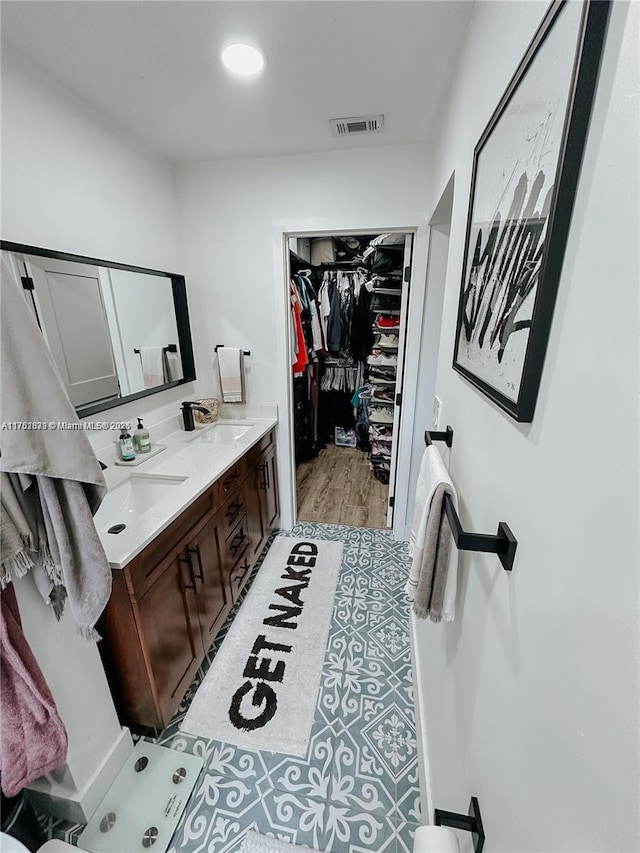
[113,444,167,467]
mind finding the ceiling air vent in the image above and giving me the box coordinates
[330,115,384,137]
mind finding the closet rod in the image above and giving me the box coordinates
[214,344,251,356]
[425,428,517,572]
[134,344,177,354]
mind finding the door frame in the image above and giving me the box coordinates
[271,217,431,539]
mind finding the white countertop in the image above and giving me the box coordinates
[97,417,277,570]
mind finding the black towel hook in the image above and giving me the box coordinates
[425,427,517,572]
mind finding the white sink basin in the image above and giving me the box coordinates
[188,422,252,445]
[95,474,187,533]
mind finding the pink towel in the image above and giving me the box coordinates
[0,584,68,797]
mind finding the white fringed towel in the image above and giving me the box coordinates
[139,346,164,388]
[217,347,245,403]
[407,445,458,622]
[162,349,182,382]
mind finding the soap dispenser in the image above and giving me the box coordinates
[134,418,151,453]
[119,427,135,461]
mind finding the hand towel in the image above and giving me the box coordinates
[0,583,68,797]
[407,445,458,622]
[1,259,111,639]
[1,473,64,617]
[139,346,165,388]
[217,347,245,403]
[162,349,182,383]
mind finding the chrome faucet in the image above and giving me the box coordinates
[181,401,211,431]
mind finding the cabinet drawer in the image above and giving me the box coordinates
[125,487,215,599]
[229,552,252,601]
[223,515,249,570]
[246,429,275,467]
[219,487,247,541]
[219,460,246,496]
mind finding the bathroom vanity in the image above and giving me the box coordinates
[96,422,278,731]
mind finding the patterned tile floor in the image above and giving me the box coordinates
[43,523,421,852]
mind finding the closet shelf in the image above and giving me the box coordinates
[371,288,403,296]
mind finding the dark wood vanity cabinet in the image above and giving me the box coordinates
[98,430,278,731]
[258,445,279,531]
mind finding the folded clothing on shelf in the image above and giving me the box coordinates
[371,387,395,403]
[368,351,398,367]
[368,365,396,382]
[370,233,407,248]
[371,294,401,313]
[371,275,403,291]
[370,441,392,457]
[369,423,393,440]
[376,315,401,329]
[370,459,390,484]
[375,333,399,349]
[368,405,394,423]
[370,247,404,275]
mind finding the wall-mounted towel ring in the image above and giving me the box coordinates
[215,344,251,356]
[425,428,517,572]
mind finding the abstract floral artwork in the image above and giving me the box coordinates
[453,0,611,421]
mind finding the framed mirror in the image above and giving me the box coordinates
[1,241,196,416]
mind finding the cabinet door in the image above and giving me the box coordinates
[187,516,229,653]
[258,447,279,531]
[136,555,203,727]
[244,469,266,559]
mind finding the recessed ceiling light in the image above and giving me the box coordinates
[221,43,265,77]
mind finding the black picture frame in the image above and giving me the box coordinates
[452,0,611,422]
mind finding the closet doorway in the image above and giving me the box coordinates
[288,232,413,529]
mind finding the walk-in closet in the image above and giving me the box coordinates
[288,232,412,528]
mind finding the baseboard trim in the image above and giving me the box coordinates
[410,611,434,824]
[27,726,134,825]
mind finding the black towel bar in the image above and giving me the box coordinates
[425,427,517,572]
[134,344,177,354]
[435,796,485,853]
[215,344,251,356]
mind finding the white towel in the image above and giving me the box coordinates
[162,349,182,382]
[139,346,165,388]
[407,445,458,622]
[217,347,245,403]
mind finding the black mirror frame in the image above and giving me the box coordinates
[0,240,196,417]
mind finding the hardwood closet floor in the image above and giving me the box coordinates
[296,444,389,529]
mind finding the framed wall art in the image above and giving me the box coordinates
[452,0,611,422]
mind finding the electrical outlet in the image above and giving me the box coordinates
[432,395,441,429]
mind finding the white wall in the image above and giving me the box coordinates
[1,45,192,817]
[176,144,432,528]
[413,2,639,851]
[176,143,431,404]
[1,43,202,446]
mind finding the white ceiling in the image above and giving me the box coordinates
[1,1,474,164]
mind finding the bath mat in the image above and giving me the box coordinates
[78,741,202,853]
[239,830,323,853]
[181,535,342,757]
